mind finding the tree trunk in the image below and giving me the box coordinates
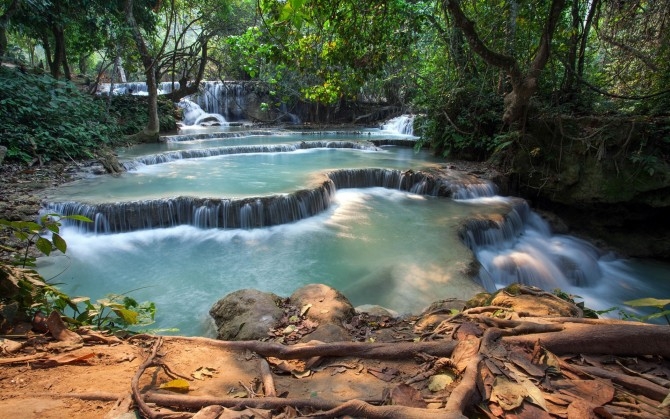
[441,0,567,125]
[124,0,160,142]
[0,0,21,62]
[52,25,70,80]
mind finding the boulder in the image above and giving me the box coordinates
[209,289,283,340]
[289,283,356,325]
[289,284,356,342]
[490,289,582,318]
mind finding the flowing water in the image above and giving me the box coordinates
[37,122,670,335]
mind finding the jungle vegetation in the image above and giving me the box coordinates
[0,0,669,161]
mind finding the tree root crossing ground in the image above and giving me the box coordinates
[1,296,670,418]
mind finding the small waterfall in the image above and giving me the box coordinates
[98,81,180,96]
[459,198,610,293]
[122,141,381,170]
[162,130,276,142]
[178,99,227,126]
[46,181,337,233]
[381,115,416,136]
[190,81,248,121]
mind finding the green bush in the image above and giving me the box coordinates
[0,67,122,163]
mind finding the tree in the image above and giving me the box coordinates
[441,0,567,125]
[243,0,421,120]
[0,0,21,62]
[123,0,163,142]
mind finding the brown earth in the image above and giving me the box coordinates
[1,291,670,419]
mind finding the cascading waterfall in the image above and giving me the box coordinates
[38,132,670,333]
[44,168,491,233]
[189,81,248,121]
[122,141,382,169]
[381,115,416,136]
[178,99,227,126]
[98,81,181,96]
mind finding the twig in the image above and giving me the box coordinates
[259,358,277,397]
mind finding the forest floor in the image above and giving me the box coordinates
[1,302,670,419]
[1,160,670,418]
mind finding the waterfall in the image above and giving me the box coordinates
[381,115,416,136]
[177,99,227,126]
[122,141,381,169]
[44,168,489,233]
[458,196,612,294]
[98,81,180,96]
[189,81,248,121]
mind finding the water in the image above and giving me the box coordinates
[39,189,499,335]
[37,125,670,334]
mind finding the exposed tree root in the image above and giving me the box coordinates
[503,322,670,357]
[165,336,459,359]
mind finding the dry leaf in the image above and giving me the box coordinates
[428,374,454,392]
[451,335,480,372]
[159,378,190,393]
[291,369,311,379]
[391,383,427,408]
[300,304,312,316]
[32,352,96,368]
[553,379,614,406]
[491,377,527,411]
[659,390,670,408]
[566,399,598,419]
[368,367,398,382]
[192,366,218,380]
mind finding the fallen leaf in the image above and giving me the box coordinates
[428,374,454,392]
[368,367,398,382]
[291,369,311,379]
[300,304,312,316]
[451,335,480,372]
[159,378,190,393]
[659,389,670,408]
[391,383,427,408]
[566,399,598,419]
[192,366,218,380]
[330,367,347,375]
[490,376,527,411]
[553,379,614,406]
[32,352,96,368]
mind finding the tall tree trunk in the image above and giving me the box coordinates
[0,0,21,63]
[124,0,160,142]
[441,0,567,125]
[52,25,70,80]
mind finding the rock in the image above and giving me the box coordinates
[209,289,284,340]
[0,146,6,166]
[490,286,582,318]
[289,284,356,325]
[355,304,399,318]
[290,284,356,343]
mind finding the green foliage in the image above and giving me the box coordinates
[109,94,177,135]
[1,214,156,333]
[623,298,670,325]
[415,83,505,160]
[51,291,157,332]
[0,213,91,268]
[0,66,122,163]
